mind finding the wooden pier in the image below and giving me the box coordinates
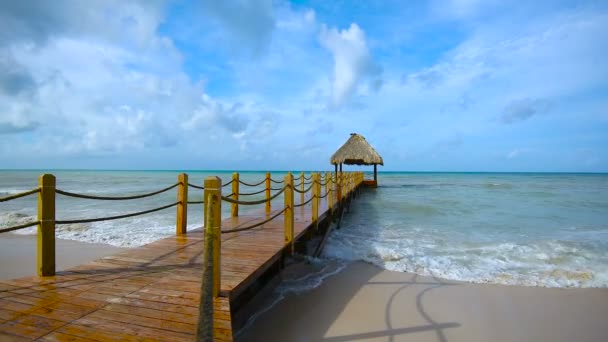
[0,172,364,341]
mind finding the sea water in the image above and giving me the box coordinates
[0,170,284,247]
[1,170,607,288]
[325,172,608,288]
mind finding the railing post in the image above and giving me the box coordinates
[337,172,342,203]
[231,172,239,217]
[312,173,319,230]
[198,176,221,340]
[37,174,55,277]
[203,176,221,297]
[328,172,334,215]
[284,172,294,254]
[265,172,271,213]
[176,173,188,235]
[300,171,305,205]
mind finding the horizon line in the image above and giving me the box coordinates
[0,168,606,174]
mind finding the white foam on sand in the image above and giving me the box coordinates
[324,229,608,288]
[235,256,348,338]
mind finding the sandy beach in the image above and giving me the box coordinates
[238,261,608,342]
[0,234,125,280]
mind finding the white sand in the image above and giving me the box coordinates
[0,234,125,280]
[238,261,608,342]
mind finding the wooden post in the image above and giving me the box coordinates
[37,174,55,277]
[284,172,294,254]
[231,172,239,217]
[374,164,377,183]
[312,173,319,230]
[300,171,305,205]
[198,176,221,340]
[337,166,342,203]
[328,172,334,214]
[265,172,271,213]
[176,173,188,235]
[203,176,221,297]
[324,172,329,195]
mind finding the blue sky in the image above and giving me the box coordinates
[1,0,607,171]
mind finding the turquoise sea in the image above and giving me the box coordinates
[1,170,607,288]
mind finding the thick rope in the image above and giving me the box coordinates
[317,190,330,199]
[239,188,266,196]
[300,180,313,186]
[221,208,286,234]
[187,200,204,204]
[303,175,312,181]
[56,183,178,201]
[0,220,40,234]
[270,187,283,191]
[56,202,179,224]
[0,188,40,202]
[188,183,204,190]
[269,178,284,184]
[319,179,330,186]
[294,196,313,208]
[238,178,266,187]
[221,187,285,205]
[222,180,234,188]
[294,184,313,194]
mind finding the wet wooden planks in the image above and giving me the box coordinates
[0,195,340,341]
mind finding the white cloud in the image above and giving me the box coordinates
[319,23,382,109]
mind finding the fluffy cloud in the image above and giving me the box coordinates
[319,23,382,109]
[0,0,259,165]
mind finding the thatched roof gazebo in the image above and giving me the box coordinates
[330,133,383,187]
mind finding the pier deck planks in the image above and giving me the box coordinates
[0,194,342,341]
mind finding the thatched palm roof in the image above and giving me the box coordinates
[330,133,384,165]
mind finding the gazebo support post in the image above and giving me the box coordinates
[374,164,377,183]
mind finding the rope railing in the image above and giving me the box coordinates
[238,178,266,187]
[188,183,204,190]
[1,171,363,279]
[238,188,267,196]
[0,220,40,234]
[221,208,286,234]
[294,196,314,208]
[56,183,178,201]
[294,184,313,194]
[317,190,330,199]
[221,187,285,205]
[55,202,179,224]
[0,188,40,202]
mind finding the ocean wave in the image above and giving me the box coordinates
[481,183,514,189]
[0,189,36,196]
[324,231,608,288]
[0,212,37,234]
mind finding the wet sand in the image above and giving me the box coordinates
[238,261,608,342]
[0,234,125,280]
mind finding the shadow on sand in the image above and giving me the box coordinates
[237,187,462,341]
